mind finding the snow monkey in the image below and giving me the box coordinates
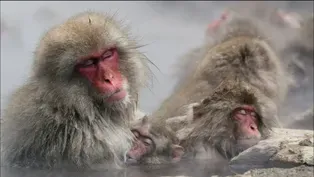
[1,11,152,169]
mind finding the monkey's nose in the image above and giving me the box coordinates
[105,73,113,79]
[250,124,257,131]
[104,73,114,84]
[104,79,112,84]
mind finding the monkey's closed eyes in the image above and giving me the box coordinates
[131,130,153,147]
[78,48,116,67]
[143,138,153,146]
[79,58,98,67]
[126,117,184,165]
[101,49,114,60]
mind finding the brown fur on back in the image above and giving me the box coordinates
[152,16,286,121]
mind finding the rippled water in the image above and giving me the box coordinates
[1,161,229,177]
[1,159,301,177]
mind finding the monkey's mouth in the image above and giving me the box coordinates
[124,151,140,165]
[124,156,138,165]
[106,89,127,102]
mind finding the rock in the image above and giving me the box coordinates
[299,138,314,146]
[230,128,314,172]
[271,140,314,166]
[224,165,313,177]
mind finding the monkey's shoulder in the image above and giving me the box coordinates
[4,81,64,122]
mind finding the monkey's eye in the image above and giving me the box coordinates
[101,50,113,60]
[80,59,97,67]
[250,112,256,117]
[239,109,246,115]
[143,138,152,146]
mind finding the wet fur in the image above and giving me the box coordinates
[152,16,287,159]
[181,80,274,159]
[130,117,180,165]
[153,16,287,121]
[1,11,151,169]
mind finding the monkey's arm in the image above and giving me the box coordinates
[2,107,99,168]
[2,122,59,167]
[165,102,202,131]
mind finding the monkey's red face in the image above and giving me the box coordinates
[76,47,127,102]
[127,130,154,162]
[233,105,261,139]
[126,128,184,164]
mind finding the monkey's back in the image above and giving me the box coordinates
[0,81,96,167]
[153,34,286,121]
[201,36,284,93]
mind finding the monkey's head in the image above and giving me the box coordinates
[126,116,184,165]
[184,81,273,159]
[32,12,149,109]
[206,9,230,33]
[206,9,248,35]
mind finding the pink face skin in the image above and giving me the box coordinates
[127,130,154,161]
[233,105,261,139]
[126,128,184,163]
[76,47,127,102]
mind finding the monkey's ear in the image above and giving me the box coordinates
[171,145,184,162]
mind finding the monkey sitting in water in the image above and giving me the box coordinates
[127,79,274,164]
[1,11,152,169]
[126,12,288,164]
[180,80,274,160]
[125,116,184,165]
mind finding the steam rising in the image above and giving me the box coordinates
[0,1,313,176]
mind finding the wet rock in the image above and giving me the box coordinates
[271,139,314,166]
[224,165,313,177]
[230,128,314,171]
[299,138,313,146]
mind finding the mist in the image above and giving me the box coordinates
[0,1,313,177]
[0,1,218,113]
[1,1,313,114]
